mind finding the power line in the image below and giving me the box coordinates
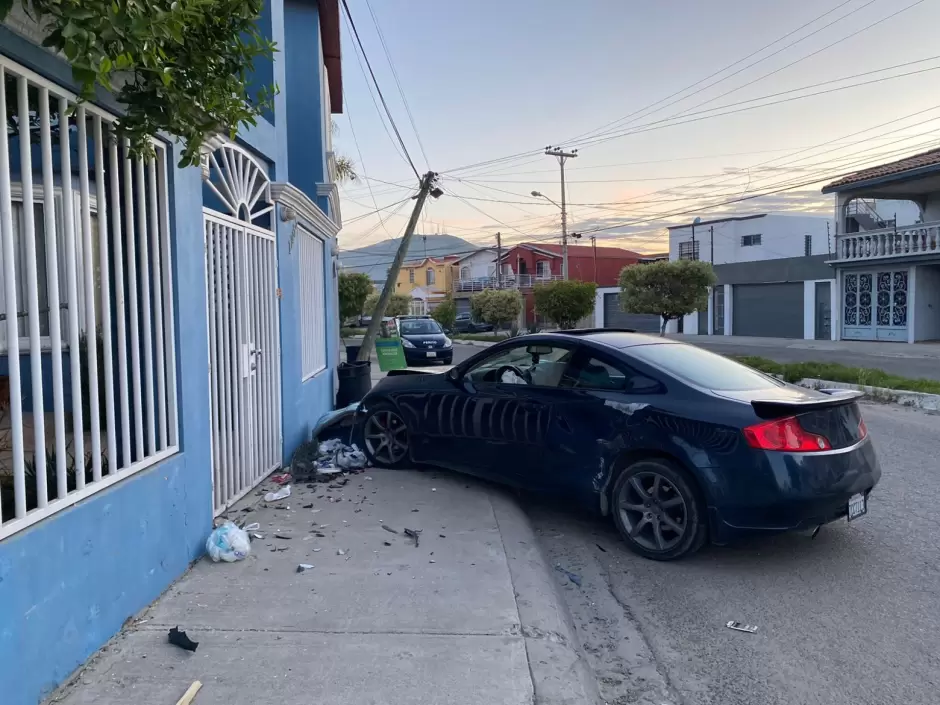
[344,196,415,224]
[340,0,420,180]
[573,3,931,152]
[436,0,925,181]
[363,0,430,168]
[568,0,866,144]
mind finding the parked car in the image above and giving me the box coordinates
[454,312,494,334]
[357,330,880,560]
[395,316,454,365]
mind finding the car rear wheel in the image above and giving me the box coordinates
[361,404,410,469]
[611,459,706,561]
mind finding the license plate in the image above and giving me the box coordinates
[847,492,867,521]
[426,351,437,358]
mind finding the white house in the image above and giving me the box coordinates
[823,148,940,343]
[662,213,837,340]
[453,248,497,283]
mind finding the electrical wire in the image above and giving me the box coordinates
[341,0,421,180]
[363,0,430,168]
[570,0,882,145]
[571,3,932,151]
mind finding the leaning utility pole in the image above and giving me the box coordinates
[357,171,441,362]
[709,226,714,263]
[590,235,597,281]
[495,231,502,288]
[545,146,577,279]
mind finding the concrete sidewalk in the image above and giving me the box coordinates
[48,470,598,705]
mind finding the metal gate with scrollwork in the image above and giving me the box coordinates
[203,143,282,514]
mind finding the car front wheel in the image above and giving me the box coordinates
[361,403,410,469]
[611,459,706,561]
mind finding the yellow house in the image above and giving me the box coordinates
[395,256,459,313]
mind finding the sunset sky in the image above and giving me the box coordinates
[334,0,940,254]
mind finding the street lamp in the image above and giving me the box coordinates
[531,191,571,278]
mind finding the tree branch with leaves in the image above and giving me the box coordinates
[618,259,717,335]
[1,0,277,166]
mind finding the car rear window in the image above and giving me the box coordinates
[627,343,783,391]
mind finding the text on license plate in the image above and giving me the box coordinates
[847,492,867,521]
[426,351,437,358]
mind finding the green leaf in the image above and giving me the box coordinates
[0,0,14,21]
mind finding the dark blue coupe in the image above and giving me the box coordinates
[358,331,880,560]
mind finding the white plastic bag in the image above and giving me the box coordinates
[264,485,291,502]
[206,521,251,562]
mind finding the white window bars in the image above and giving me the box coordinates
[298,227,327,380]
[0,56,179,540]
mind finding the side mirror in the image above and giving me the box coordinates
[446,367,461,383]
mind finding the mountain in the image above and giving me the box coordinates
[339,234,480,283]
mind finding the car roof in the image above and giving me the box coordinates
[538,329,678,349]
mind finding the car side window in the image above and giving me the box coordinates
[564,355,662,394]
[464,344,575,388]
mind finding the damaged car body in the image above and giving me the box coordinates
[357,331,881,560]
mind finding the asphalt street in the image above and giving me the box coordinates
[526,402,940,705]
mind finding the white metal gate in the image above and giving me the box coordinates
[201,143,282,514]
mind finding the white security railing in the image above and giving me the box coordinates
[0,55,179,540]
[833,221,940,262]
[453,274,564,293]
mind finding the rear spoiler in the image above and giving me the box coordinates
[751,389,864,419]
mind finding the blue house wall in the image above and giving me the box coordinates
[0,0,342,700]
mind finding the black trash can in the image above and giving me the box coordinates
[345,345,362,364]
[336,360,372,407]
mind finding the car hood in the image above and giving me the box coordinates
[385,365,456,377]
[402,333,448,342]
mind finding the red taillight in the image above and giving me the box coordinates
[743,416,832,452]
[858,418,868,440]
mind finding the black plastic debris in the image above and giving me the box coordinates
[404,528,422,547]
[382,525,398,534]
[596,544,607,553]
[168,627,199,652]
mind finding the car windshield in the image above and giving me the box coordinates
[399,319,443,335]
[627,343,784,391]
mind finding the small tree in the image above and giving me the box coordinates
[338,272,373,324]
[471,289,521,332]
[432,296,457,331]
[619,260,717,336]
[533,280,597,330]
[365,292,411,318]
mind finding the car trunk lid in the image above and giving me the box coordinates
[716,386,867,450]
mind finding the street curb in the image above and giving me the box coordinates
[488,490,603,705]
[796,377,940,412]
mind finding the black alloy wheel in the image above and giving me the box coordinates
[362,405,410,468]
[611,459,706,561]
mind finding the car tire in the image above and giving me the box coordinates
[610,458,707,561]
[360,402,411,469]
